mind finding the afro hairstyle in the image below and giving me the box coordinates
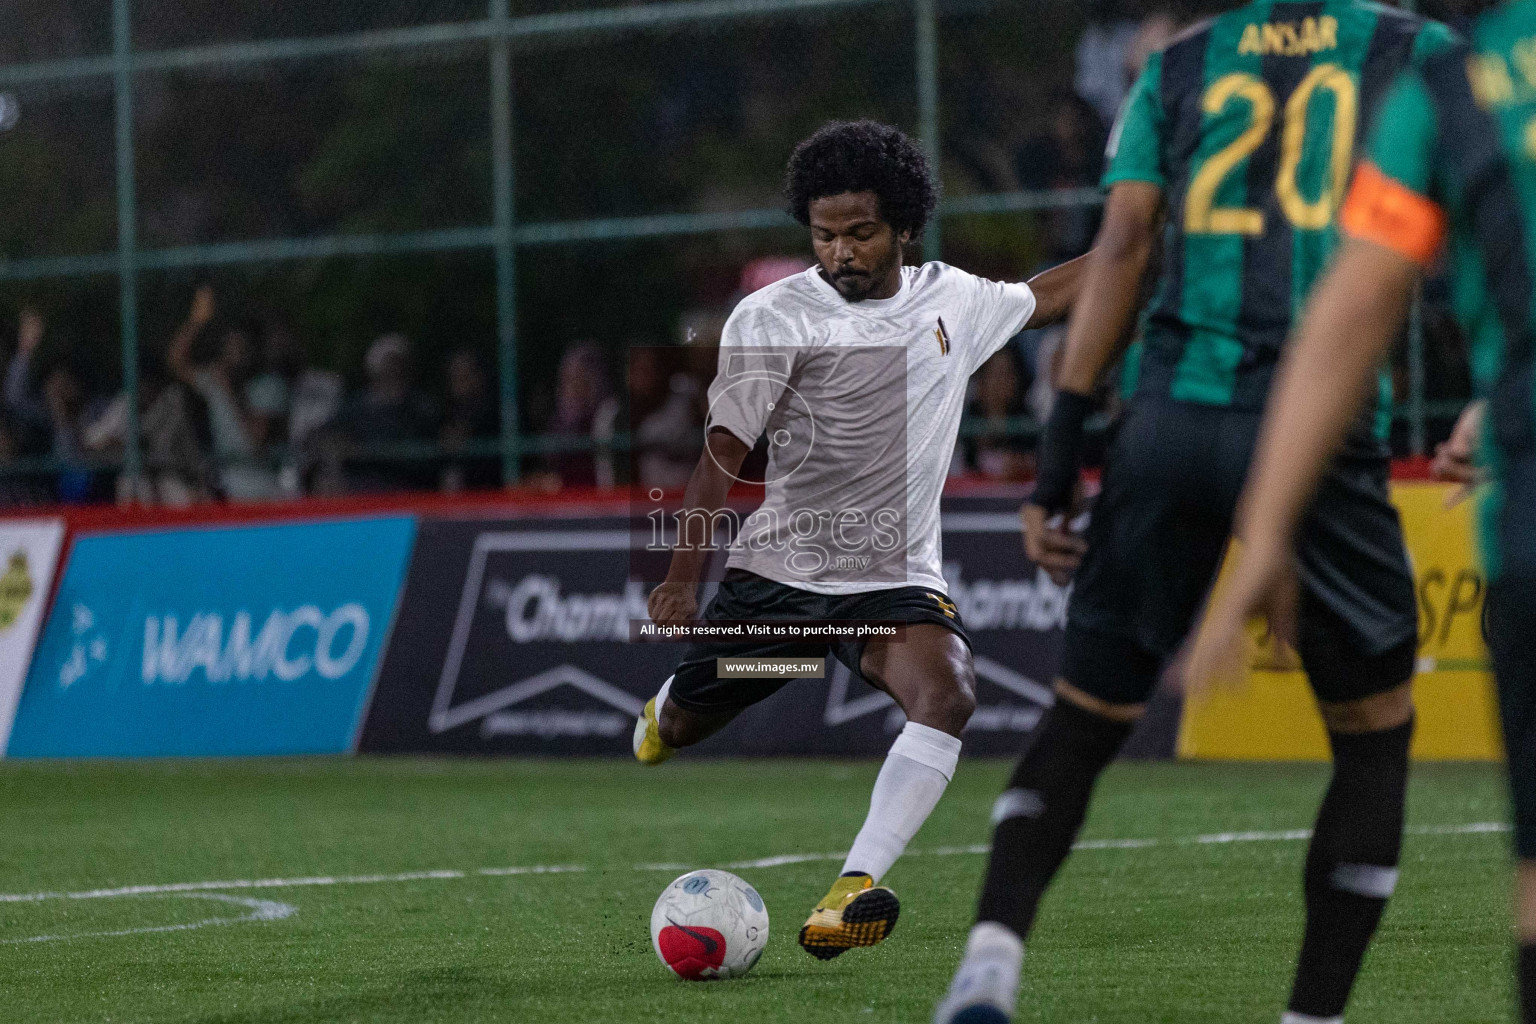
[783,120,940,240]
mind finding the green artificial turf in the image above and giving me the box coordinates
[0,759,1513,1023]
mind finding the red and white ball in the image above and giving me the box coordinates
[650,869,769,980]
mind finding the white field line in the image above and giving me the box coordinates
[0,865,586,904]
[722,822,1505,869]
[1,821,1506,946]
[1415,821,1508,835]
[0,822,1506,906]
[0,893,296,945]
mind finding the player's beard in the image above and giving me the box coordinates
[830,270,873,300]
[830,244,901,302]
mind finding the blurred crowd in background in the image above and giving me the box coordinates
[2,251,1102,505]
[0,0,1486,505]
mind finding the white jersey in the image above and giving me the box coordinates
[705,262,1036,595]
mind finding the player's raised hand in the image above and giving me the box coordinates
[647,580,698,627]
[1433,400,1487,507]
[1020,503,1086,586]
[1182,539,1297,699]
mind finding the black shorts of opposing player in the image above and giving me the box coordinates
[666,569,972,716]
[1065,397,1418,706]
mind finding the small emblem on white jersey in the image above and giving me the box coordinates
[934,317,951,356]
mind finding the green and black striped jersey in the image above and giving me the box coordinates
[1344,0,1536,577]
[1105,0,1456,419]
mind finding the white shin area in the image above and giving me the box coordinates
[840,721,962,880]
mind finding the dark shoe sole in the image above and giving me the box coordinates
[797,887,900,960]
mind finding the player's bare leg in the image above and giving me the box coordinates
[799,624,975,960]
[632,674,740,765]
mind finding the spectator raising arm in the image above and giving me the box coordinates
[165,285,280,501]
[165,285,217,389]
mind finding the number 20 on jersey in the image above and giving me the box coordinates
[1186,63,1358,236]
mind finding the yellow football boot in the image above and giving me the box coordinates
[632,696,675,765]
[797,872,901,960]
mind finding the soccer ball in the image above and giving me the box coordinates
[650,869,769,980]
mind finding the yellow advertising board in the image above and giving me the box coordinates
[1177,481,1505,761]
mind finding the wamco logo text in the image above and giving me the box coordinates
[141,605,371,685]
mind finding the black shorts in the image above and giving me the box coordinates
[1487,575,1536,859]
[1064,399,1418,706]
[667,569,972,715]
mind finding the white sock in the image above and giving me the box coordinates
[841,722,962,880]
[964,921,1023,970]
[1281,1013,1343,1024]
[653,675,674,733]
[937,923,1024,1020]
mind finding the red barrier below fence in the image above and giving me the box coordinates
[0,459,1440,539]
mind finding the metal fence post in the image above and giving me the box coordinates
[490,0,521,484]
[914,0,940,263]
[0,0,1456,478]
[113,0,143,486]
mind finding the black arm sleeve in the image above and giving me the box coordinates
[1031,390,1095,512]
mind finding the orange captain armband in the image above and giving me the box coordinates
[1339,161,1448,267]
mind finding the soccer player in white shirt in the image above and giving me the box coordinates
[633,120,1089,960]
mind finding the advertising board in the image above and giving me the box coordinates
[0,519,65,755]
[8,517,416,757]
[361,503,1177,757]
[1178,482,1503,760]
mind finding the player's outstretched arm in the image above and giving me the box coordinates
[1050,181,1162,396]
[647,426,751,626]
[1020,252,1091,329]
[1184,238,1420,691]
[1022,181,1161,583]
